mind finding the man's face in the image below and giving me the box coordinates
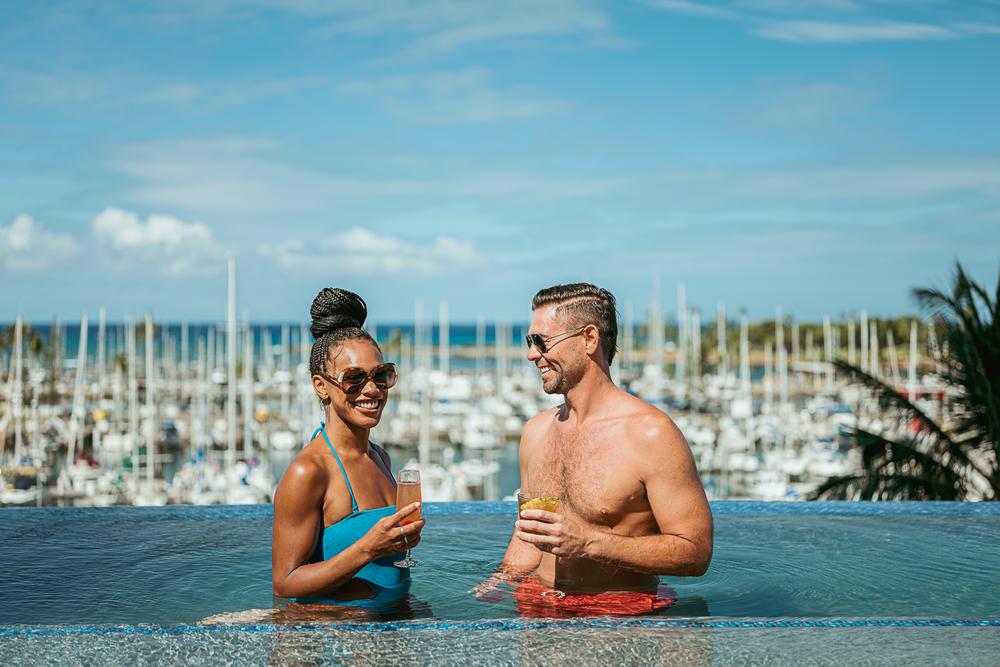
[527,304,584,395]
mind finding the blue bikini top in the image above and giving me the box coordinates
[307,423,408,590]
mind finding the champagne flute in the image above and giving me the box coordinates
[394,469,422,567]
[517,490,565,599]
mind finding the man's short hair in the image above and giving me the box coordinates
[532,283,618,365]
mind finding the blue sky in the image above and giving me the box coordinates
[1,0,998,324]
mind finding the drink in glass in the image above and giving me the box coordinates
[517,491,558,515]
[516,490,564,598]
[394,469,422,567]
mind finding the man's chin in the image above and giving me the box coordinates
[541,379,562,395]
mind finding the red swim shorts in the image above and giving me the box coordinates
[514,577,677,618]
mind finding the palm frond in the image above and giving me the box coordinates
[810,474,865,500]
[832,360,956,450]
[826,263,1000,501]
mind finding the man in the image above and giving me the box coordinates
[492,283,712,607]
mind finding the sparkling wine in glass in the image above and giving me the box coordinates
[394,469,422,568]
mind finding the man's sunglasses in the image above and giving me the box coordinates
[524,327,587,354]
[318,363,398,395]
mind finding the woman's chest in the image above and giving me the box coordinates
[322,456,395,525]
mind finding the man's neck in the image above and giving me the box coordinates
[561,367,616,423]
[322,412,370,457]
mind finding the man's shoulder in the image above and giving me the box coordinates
[521,405,561,447]
[525,405,561,430]
[613,393,687,453]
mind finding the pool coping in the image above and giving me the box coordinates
[2,616,999,638]
[3,500,999,520]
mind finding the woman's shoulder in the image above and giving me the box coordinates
[273,448,331,512]
[283,446,330,487]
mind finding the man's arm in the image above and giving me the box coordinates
[517,415,713,576]
[500,522,543,573]
[585,424,713,575]
[471,417,545,598]
[501,413,546,573]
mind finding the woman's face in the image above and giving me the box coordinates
[315,339,390,430]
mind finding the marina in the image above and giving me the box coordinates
[2,2,997,664]
[0,265,953,508]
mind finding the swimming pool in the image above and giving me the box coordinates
[1,502,998,664]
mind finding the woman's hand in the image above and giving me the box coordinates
[361,502,425,559]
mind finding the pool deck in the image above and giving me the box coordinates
[2,618,998,666]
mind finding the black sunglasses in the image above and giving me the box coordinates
[524,327,587,354]
[319,362,398,395]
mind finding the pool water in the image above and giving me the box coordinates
[1,502,998,665]
[2,502,999,625]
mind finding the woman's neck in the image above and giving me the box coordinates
[322,410,370,456]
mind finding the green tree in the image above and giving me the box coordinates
[812,262,999,501]
[0,323,45,359]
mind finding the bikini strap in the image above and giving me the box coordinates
[315,422,359,513]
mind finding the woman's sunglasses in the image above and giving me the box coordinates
[524,327,587,354]
[319,363,398,395]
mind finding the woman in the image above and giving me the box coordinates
[271,288,423,608]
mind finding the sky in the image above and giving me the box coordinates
[1,0,998,324]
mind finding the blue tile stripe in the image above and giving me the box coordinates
[3,500,999,522]
[1,618,998,638]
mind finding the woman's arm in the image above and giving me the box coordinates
[271,458,423,598]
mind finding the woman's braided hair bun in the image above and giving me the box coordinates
[310,288,367,339]
[308,288,377,378]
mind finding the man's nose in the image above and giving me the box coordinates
[526,343,541,362]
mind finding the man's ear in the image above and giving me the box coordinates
[583,324,601,355]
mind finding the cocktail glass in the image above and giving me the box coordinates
[394,469,422,567]
[517,490,565,599]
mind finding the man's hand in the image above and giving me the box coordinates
[469,574,508,602]
[516,509,594,558]
[470,564,533,602]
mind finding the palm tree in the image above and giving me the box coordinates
[812,262,999,501]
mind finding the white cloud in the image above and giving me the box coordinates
[753,20,954,43]
[133,82,202,104]
[106,136,623,220]
[0,214,78,271]
[1,70,110,104]
[132,76,329,107]
[644,1,739,20]
[619,160,1000,224]
[55,0,620,61]
[738,1,861,11]
[953,22,1000,36]
[258,226,483,275]
[92,207,212,248]
[313,0,615,59]
[643,1,1000,44]
[752,76,886,125]
[338,67,563,123]
[91,207,221,275]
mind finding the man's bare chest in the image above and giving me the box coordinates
[528,429,646,527]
